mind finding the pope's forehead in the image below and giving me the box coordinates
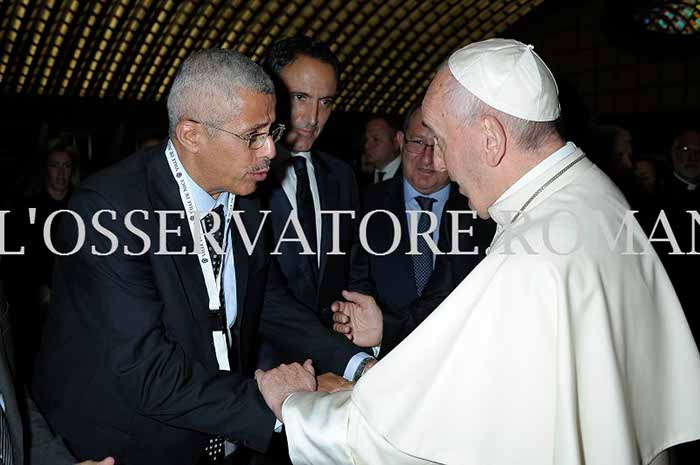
[423,72,454,116]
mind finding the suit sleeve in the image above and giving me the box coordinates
[380,250,456,357]
[348,189,379,298]
[380,205,492,358]
[26,390,76,465]
[261,254,366,376]
[56,190,275,452]
[260,170,369,376]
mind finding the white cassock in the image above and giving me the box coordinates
[282,146,700,465]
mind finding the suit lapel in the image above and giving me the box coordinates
[146,147,210,339]
[268,145,318,295]
[386,175,420,298]
[231,196,250,334]
[312,153,335,288]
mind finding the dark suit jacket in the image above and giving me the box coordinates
[263,146,360,317]
[349,175,496,357]
[31,143,352,465]
[0,284,74,465]
[257,146,367,368]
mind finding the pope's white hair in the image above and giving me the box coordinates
[441,64,560,152]
[166,49,274,136]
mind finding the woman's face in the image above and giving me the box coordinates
[47,151,73,193]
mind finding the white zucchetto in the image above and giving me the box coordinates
[448,38,561,122]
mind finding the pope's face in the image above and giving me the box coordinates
[279,55,337,152]
[423,72,489,218]
[401,108,450,195]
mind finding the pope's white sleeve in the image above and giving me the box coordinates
[283,391,439,465]
[283,391,355,465]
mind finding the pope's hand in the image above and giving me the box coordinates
[331,290,383,347]
[255,360,316,421]
[77,458,115,465]
[317,373,355,393]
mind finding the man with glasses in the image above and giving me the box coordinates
[31,49,318,465]
[342,104,494,357]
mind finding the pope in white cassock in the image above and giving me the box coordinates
[255,38,700,465]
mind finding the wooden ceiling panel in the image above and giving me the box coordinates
[0,0,545,112]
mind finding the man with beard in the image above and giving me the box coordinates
[31,49,317,465]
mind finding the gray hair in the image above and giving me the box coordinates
[441,65,560,152]
[166,49,275,135]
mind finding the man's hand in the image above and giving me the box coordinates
[317,373,355,393]
[77,458,115,465]
[255,360,317,421]
[331,290,383,347]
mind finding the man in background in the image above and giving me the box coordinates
[364,115,401,183]
[347,103,493,357]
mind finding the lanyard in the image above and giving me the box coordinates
[165,140,235,370]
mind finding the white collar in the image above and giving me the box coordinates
[291,151,312,162]
[376,155,401,177]
[494,142,577,204]
[674,171,698,191]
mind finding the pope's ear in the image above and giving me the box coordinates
[174,120,202,153]
[481,115,506,168]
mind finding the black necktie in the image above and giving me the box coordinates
[291,156,318,282]
[0,406,14,465]
[376,171,386,183]
[202,204,227,463]
[413,196,437,295]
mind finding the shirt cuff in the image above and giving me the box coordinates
[343,352,374,381]
[372,346,381,358]
[274,418,283,433]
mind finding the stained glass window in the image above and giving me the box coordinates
[637,0,700,35]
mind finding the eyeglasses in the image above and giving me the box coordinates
[191,120,285,150]
[405,139,435,155]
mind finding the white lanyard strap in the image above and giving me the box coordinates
[165,140,235,310]
[164,140,235,370]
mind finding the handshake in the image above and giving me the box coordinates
[255,290,384,422]
[255,361,355,422]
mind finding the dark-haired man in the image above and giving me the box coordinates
[258,37,375,379]
[364,115,402,183]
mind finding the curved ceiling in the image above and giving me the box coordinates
[0,0,545,116]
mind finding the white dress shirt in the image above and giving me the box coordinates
[276,151,373,380]
[278,151,322,267]
[373,155,401,183]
